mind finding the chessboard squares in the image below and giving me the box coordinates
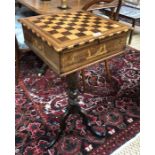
[56,34,80,42]
[83,30,94,36]
[26,11,123,44]
[93,21,103,25]
[86,22,99,27]
[52,26,62,30]
[52,20,63,24]
[63,21,74,25]
[55,16,65,20]
[105,25,115,29]
[56,28,68,33]
[61,24,70,28]
[52,33,64,39]
[86,26,97,31]
[74,25,84,29]
[66,34,79,40]
[66,17,77,21]
[64,27,75,31]
[98,27,108,32]
[48,30,58,34]
[79,23,90,27]
[75,18,85,22]
[46,23,58,27]
[62,31,72,36]
[111,24,120,28]
[67,23,77,27]
[74,21,85,25]
[39,18,50,23]
[76,33,86,37]
[69,29,81,34]
[77,27,88,32]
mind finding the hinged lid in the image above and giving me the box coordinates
[19,11,130,52]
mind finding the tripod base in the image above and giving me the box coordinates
[48,72,106,149]
[48,103,105,149]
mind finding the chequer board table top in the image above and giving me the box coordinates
[19,11,130,52]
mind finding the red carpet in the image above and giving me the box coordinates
[15,46,140,155]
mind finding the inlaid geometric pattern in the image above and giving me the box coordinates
[19,11,129,51]
[29,11,119,42]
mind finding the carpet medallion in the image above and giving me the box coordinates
[15,46,140,155]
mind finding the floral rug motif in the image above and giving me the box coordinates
[16,46,140,155]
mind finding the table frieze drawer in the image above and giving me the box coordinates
[23,26,128,76]
[60,32,128,75]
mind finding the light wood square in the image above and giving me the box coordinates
[67,34,79,40]
[63,21,72,24]
[75,21,83,25]
[74,25,83,29]
[98,27,108,32]
[43,27,52,32]
[67,17,74,21]
[61,25,69,28]
[86,27,94,31]
[52,20,61,24]
[70,29,81,34]
[48,23,57,27]
[57,28,68,33]
[52,33,64,39]
[83,31,94,35]
[112,24,120,28]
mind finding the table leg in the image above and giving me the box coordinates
[128,19,136,44]
[104,60,111,80]
[48,72,106,149]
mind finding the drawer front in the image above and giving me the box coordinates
[60,32,128,75]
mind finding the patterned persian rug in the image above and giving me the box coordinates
[15,46,140,155]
